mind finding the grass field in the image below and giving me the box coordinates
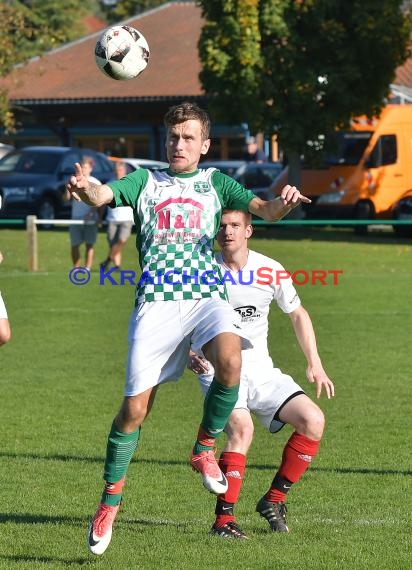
[0,225,410,569]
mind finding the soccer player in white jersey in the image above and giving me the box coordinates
[189,209,335,538]
[65,102,311,555]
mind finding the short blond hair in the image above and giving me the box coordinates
[222,209,252,225]
[164,101,211,141]
[81,155,94,168]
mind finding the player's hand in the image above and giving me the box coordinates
[306,363,335,399]
[187,353,209,374]
[279,184,311,206]
[66,162,89,202]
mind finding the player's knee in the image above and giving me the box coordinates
[214,352,241,386]
[117,397,148,430]
[297,406,325,440]
[226,419,254,452]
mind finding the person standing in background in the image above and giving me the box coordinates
[100,160,134,271]
[65,156,101,271]
[244,136,267,163]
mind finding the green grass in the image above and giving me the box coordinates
[0,226,411,569]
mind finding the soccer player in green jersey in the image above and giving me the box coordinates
[66,102,310,555]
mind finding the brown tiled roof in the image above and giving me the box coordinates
[393,57,412,87]
[0,2,204,103]
[82,14,107,34]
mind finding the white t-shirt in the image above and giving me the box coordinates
[217,249,301,363]
[71,175,101,220]
[106,205,134,223]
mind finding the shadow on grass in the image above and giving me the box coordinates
[1,451,411,477]
[0,512,85,525]
[0,555,92,566]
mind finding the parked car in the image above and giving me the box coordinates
[392,191,412,237]
[0,144,14,159]
[108,156,168,173]
[200,159,247,177]
[199,160,283,200]
[0,146,114,221]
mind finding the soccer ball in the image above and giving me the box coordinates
[95,25,150,80]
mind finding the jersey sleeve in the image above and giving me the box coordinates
[270,259,301,314]
[108,168,149,208]
[211,170,255,211]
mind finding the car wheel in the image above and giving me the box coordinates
[37,198,56,229]
[354,201,374,235]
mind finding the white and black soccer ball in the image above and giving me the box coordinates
[95,25,150,80]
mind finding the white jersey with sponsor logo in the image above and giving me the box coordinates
[216,249,301,363]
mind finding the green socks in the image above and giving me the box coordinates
[101,421,140,506]
[194,378,239,453]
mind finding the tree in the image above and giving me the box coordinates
[101,0,166,24]
[0,0,95,133]
[198,0,412,186]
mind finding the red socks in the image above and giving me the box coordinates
[213,433,320,527]
[214,451,246,527]
[266,432,320,504]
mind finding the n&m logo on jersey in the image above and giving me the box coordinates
[193,181,210,193]
[154,197,204,230]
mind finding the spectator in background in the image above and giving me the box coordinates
[100,160,134,271]
[244,136,267,163]
[0,251,11,346]
[65,156,101,271]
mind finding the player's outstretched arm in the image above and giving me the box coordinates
[66,162,114,207]
[248,185,311,221]
[288,305,335,399]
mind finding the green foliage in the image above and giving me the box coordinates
[0,0,96,133]
[199,1,263,122]
[199,0,412,157]
[102,0,167,24]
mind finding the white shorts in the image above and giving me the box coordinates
[0,292,8,319]
[198,357,304,433]
[125,297,252,397]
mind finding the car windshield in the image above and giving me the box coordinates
[0,150,61,174]
[237,164,283,188]
[323,131,373,166]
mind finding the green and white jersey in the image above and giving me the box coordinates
[109,167,255,303]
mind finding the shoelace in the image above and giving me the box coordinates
[192,450,220,477]
[263,502,287,522]
[227,522,246,537]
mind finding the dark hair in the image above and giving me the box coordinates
[164,101,211,140]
